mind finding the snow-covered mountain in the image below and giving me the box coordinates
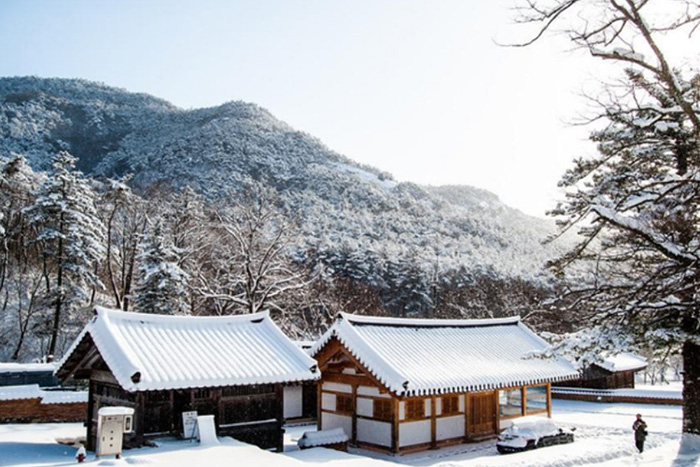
[0,77,561,295]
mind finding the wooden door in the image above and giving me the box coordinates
[466,393,497,438]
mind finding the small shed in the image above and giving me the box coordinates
[311,313,577,454]
[558,353,647,390]
[56,307,320,452]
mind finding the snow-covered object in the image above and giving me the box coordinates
[311,313,578,397]
[56,307,320,392]
[552,386,681,401]
[39,390,88,404]
[595,352,647,372]
[98,406,134,416]
[298,428,349,448]
[497,416,567,448]
[0,384,44,401]
[0,362,57,373]
[0,384,87,404]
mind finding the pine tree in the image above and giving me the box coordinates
[24,151,105,359]
[132,221,189,315]
[513,0,700,437]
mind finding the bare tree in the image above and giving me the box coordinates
[194,189,314,317]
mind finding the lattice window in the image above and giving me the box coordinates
[194,388,212,400]
[442,395,460,415]
[406,399,425,420]
[373,399,392,421]
[336,394,353,414]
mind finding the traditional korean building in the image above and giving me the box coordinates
[311,313,577,454]
[558,352,648,390]
[56,307,319,452]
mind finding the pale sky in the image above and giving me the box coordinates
[0,0,626,216]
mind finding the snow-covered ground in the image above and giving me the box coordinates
[1,399,698,467]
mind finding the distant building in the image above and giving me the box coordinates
[558,353,648,390]
[310,313,577,454]
[56,307,319,452]
[0,362,60,387]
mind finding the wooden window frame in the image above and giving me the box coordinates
[336,394,353,414]
[441,395,460,416]
[373,398,392,421]
[405,398,426,421]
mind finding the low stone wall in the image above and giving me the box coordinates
[0,398,87,423]
[552,388,681,406]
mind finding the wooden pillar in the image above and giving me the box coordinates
[492,390,499,435]
[391,397,400,454]
[86,380,95,451]
[464,393,471,440]
[135,392,145,444]
[494,390,500,434]
[351,384,358,445]
[430,396,437,449]
[522,387,528,417]
[546,383,552,418]
[276,384,284,452]
[316,381,323,430]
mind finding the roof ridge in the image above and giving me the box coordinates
[340,312,521,328]
[95,306,270,323]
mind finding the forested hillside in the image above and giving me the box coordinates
[0,77,567,361]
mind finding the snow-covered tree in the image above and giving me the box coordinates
[132,221,189,315]
[195,189,312,316]
[97,177,147,311]
[24,151,105,359]
[513,0,700,436]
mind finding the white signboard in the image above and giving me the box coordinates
[182,411,198,439]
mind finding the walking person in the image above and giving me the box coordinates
[633,413,648,453]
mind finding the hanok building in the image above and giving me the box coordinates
[56,307,319,452]
[311,313,577,454]
[559,353,648,390]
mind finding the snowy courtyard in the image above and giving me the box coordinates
[1,397,699,467]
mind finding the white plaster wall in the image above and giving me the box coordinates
[399,401,405,421]
[436,398,442,416]
[424,399,432,417]
[459,395,465,412]
[356,397,373,418]
[283,386,303,419]
[437,415,465,440]
[323,382,352,393]
[357,419,392,447]
[322,392,336,412]
[357,386,390,398]
[322,412,352,439]
[399,420,431,447]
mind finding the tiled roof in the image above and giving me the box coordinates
[57,307,320,392]
[0,384,86,404]
[311,313,578,397]
[595,352,648,372]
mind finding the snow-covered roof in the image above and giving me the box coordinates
[0,362,57,373]
[311,313,578,397]
[0,384,86,404]
[594,353,647,373]
[0,384,43,401]
[56,307,320,392]
[298,428,349,448]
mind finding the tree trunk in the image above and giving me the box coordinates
[682,339,700,435]
[47,216,64,361]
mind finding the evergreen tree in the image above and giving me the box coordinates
[133,221,189,315]
[24,151,105,359]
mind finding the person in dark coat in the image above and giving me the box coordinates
[633,413,648,453]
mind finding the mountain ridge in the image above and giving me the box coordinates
[0,76,561,295]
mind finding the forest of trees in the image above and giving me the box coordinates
[0,151,553,362]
